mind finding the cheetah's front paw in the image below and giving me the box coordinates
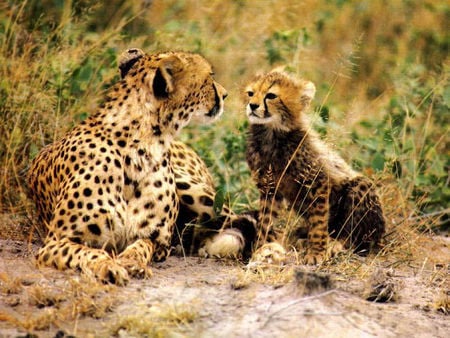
[90,258,130,286]
[116,239,154,279]
[117,257,152,279]
[249,242,287,266]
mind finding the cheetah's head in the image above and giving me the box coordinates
[119,48,227,127]
[244,70,315,131]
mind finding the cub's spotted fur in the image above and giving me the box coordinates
[244,70,385,264]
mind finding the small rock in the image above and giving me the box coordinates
[293,269,332,295]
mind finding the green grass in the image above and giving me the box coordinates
[0,0,448,234]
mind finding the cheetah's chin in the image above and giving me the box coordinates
[206,103,222,118]
[192,107,223,124]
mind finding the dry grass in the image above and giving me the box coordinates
[110,302,198,337]
[232,264,295,289]
[0,272,118,332]
[433,291,450,315]
[0,273,23,295]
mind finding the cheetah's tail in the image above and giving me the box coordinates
[199,210,258,261]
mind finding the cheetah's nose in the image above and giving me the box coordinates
[249,103,259,111]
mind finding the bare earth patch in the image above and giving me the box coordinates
[0,215,448,337]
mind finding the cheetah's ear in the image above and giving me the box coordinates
[118,48,145,78]
[153,54,183,99]
[300,81,316,106]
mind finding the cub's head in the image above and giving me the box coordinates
[118,48,227,127]
[244,71,315,131]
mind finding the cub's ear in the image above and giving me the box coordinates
[118,48,145,78]
[300,81,316,106]
[153,54,184,99]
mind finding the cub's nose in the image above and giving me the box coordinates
[249,103,259,111]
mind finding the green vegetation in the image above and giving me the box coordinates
[0,0,448,231]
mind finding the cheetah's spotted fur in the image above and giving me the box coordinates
[28,50,229,284]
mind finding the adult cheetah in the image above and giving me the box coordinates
[28,51,229,285]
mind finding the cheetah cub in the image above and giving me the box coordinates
[245,70,385,264]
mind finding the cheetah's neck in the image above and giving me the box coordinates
[89,81,179,150]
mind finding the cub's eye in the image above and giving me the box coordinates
[265,93,277,100]
[247,91,254,97]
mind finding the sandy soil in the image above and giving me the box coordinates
[0,216,448,338]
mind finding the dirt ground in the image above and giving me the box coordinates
[0,216,449,338]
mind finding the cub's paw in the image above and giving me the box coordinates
[304,250,326,265]
[326,239,345,257]
[249,242,287,266]
[91,258,130,286]
[304,239,345,265]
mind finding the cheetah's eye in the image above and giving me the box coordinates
[265,93,277,100]
[247,91,254,97]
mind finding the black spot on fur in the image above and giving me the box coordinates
[201,213,211,221]
[181,195,194,205]
[69,237,82,244]
[87,223,102,236]
[144,202,155,209]
[176,182,191,190]
[199,195,214,207]
[150,230,159,241]
[152,126,162,136]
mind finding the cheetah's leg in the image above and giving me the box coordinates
[123,155,179,264]
[249,190,287,266]
[36,237,129,285]
[257,192,284,245]
[303,186,338,265]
